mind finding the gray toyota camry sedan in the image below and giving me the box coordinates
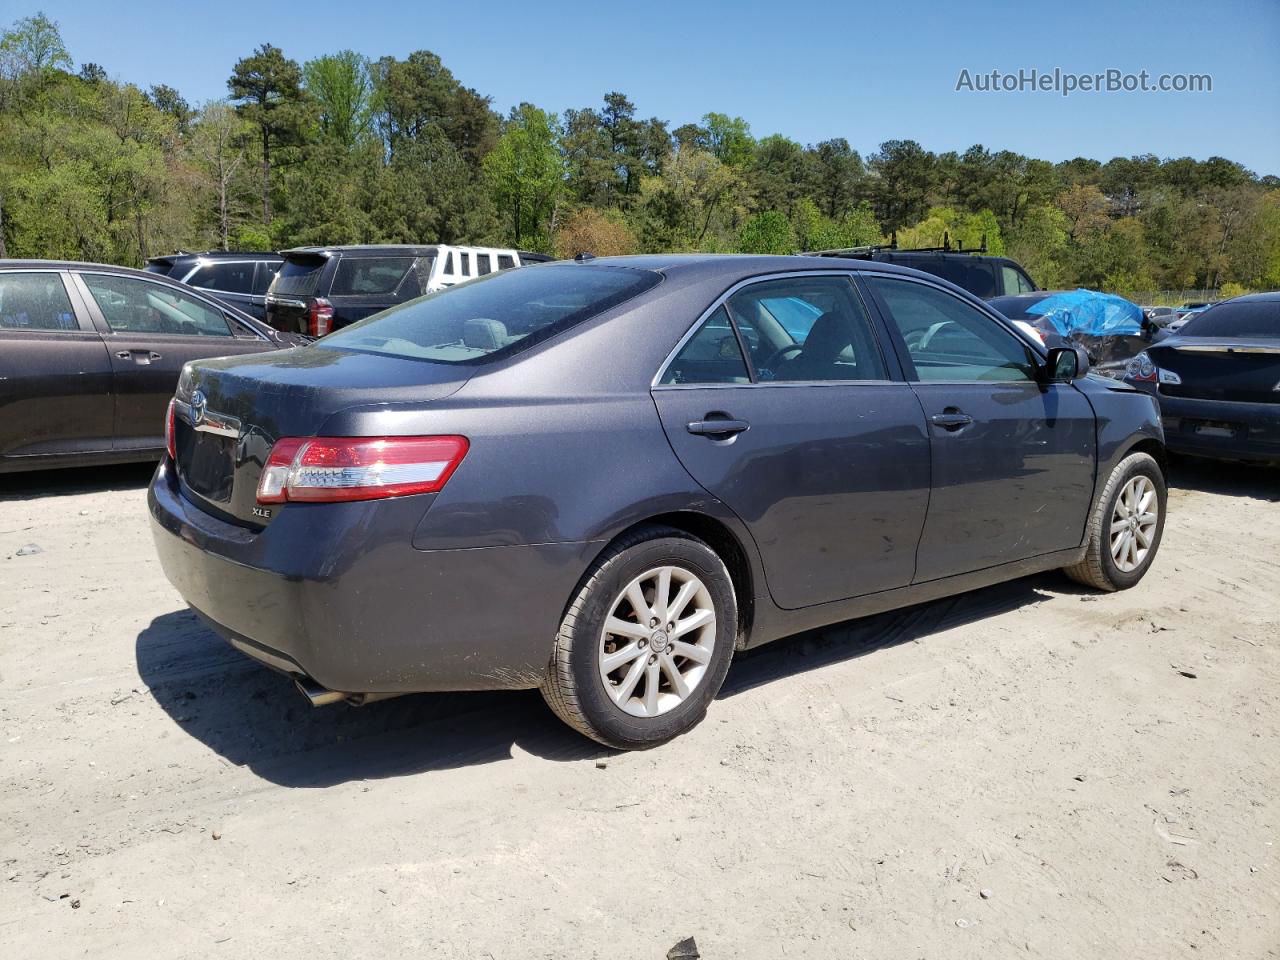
[149,255,1167,749]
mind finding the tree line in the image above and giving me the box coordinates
[2,11,1278,298]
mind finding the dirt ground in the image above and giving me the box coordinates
[1,459,1278,959]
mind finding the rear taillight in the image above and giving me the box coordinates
[308,298,334,337]
[165,399,177,460]
[256,436,468,505]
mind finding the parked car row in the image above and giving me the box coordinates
[1,245,549,473]
[0,261,305,474]
[1124,292,1280,464]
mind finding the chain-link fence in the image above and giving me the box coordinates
[1122,289,1220,306]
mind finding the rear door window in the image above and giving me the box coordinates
[330,257,418,296]
[659,307,751,385]
[497,254,515,270]
[0,272,80,330]
[475,254,494,276]
[728,276,887,382]
[187,261,256,294]
[81,274,232,337]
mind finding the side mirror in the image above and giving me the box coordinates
[1043,344,1089,382]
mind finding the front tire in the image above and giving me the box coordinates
[541,525,737,750]
[1063,451,1166,591]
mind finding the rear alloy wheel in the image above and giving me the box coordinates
[542,526,736,749]
[1064,451,1166,591]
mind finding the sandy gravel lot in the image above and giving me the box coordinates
[1,459,1278,959]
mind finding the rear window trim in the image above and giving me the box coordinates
[316,263,663,367]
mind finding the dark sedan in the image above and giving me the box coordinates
[0,260,303,474]
[150,255,1167,749]
[1124,292,1280,464]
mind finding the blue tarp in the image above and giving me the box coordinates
[1024,289,1143,337]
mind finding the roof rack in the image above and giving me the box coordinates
[800,232,988,259]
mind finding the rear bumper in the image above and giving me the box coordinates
[1134,383,1280,463]
[148,460,602,693]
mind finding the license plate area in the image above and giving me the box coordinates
[182,428,237,503]
[1190,420,1242,439]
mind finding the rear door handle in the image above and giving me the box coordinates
[930,412,973,429]
[687,418,750,437]
[115,349,162,363]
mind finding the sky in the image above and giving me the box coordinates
[16,0,1280,174]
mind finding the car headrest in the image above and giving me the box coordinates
[463,317,508,350]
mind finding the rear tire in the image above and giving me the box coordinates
[541,525,737,750]
[1063,451,1166,591]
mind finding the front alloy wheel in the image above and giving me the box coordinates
[1064,450,1166,591]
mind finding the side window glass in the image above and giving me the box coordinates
[476,254,494,276]
[659,307,750,385]
[1002,265,1035,296]
[188,261,255,294]
[253,262,279,295]
[869,277,1034,383]
[0,273,79,330]
[81,275,232,337]
[726,276,886,382]
[497,254,515,270]
[441,251,454,274]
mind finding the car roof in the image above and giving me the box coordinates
[1220,291,1280,303]
[149,251,282,262]
[0,258,159,278]
[280,244,444,258]
[579,253,940,280]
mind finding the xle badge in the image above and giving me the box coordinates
[252,506,272,519]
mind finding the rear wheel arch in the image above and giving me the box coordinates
[582,512,755,648]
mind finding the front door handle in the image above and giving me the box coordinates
[930,412,973,430]
[687,418,750,437]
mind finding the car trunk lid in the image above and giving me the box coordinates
[173,346,472,527]
[1150,338,1280,404]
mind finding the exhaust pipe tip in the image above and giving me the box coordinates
[294,677,347,707]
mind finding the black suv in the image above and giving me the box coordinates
[265,245,554,336]
[145,251,283,322]
[803,239,1036,300]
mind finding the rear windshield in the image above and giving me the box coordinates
[1179,300,1277,338]
[318,263,661,364]
[331,256,423,296]
[271,257,327,297]
[987,295,1044,321]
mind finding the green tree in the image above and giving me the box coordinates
[867,139,936,233]
[702,113,754,167]
[190,101,253,249]
[0,11,71,78]
[483,103,563,247]
[227,43,309,224]
[737,210,796,254]
[303,51,372,148]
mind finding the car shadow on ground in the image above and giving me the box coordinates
[136,573,1072,787]
[0,461,156,502]
[1166,456,1279,502]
